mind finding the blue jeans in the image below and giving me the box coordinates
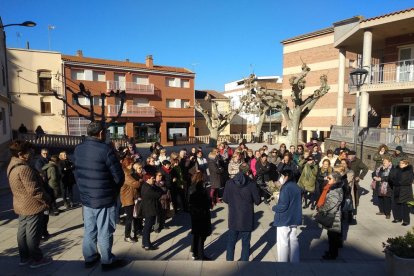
[83,204,116,264]
[226,230,251,261]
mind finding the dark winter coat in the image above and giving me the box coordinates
[208,157,223,189]
[255,160,271,184]
[160,166,173,189]
[277,161,299,179]
[390,165,414,203]
[140,182,163,217]
[372,165,393,198]
[42,162,61,197]
[59,159,75,187]
[349,158,369,179]
[223,172,261,231]
[272,180,302,227]
[189,182,212,236]
[73,136,124,208]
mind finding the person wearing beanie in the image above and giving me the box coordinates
[391,145,408,167]
[223,163,261,261]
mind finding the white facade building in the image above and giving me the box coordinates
[223,76,282,134]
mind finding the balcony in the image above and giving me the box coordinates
[107,105,160,117]
[107,81,155,95]
[362,59,414,92]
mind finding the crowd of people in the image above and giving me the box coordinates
[6,121,414,270]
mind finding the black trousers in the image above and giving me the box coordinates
[393,202,410,224]
[42,214,49,236]
[155,209,166,231]
[60,182,74,203]
[378,196,392,216]
[142,216,156,247]
[191,234,207,259]
[124,205,141,238]
[327,230,341,257]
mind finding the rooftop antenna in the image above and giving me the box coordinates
[250,63,255,74]
[48,25,55,50]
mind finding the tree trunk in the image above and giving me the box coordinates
[255,111,266,137]
[289,107,302,147]
[209,128,219,147]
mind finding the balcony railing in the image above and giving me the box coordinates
[370,58,414,85]
[329,125,414,153]
[107,105,160,117]
[107,81,155,95]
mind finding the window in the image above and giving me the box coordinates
[166,99,176,108]
[166,78,176,87]
[346,108,353,116]
[181,79,190,88]
[71,69,84,80]
[73,96,91,106]
[68,117,90,136]
[167,122,189,141]
[93,96,103,106]
[133,75,149,85]
[181,100,190,108]
[38,71,52,92]
[166,99,189,108]
[133,98,149,106]
[114,73,126,90]
[93,71,106,82]
[41,101,52,114]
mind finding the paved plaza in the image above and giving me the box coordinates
[0,143,412,275]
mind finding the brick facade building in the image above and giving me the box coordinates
[63,52,195,145]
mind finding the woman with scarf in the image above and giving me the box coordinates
[314,159,333,210]
[372,157,393,219]
[228,152,242,179]
[154,171,170,232]
[316,171,343,260]
[207,151,223,207]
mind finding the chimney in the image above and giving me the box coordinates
[146,55,153,68]
[76,50,83,57]
[126,58,130,62]
[26,41,30,49]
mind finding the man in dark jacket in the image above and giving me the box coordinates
[73,121,126,271]
[223,162,261,261]
[348,151,368,209]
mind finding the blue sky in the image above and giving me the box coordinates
[1,0,413,91]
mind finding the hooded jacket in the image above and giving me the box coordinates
[42,161,61,196]
[272,180,302,227]
[223,172,261,231]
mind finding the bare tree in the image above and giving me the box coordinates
[53,82,126,125]
[194,93,245,147]
[243,64,330,147]
[242,74,283,137]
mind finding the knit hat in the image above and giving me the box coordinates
[396,145,403,152]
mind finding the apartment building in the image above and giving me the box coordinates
[281,7,414,141]
[223,76,282,134]
[7,48,66,134]
[334,8,414,130]
[62,52,195,145]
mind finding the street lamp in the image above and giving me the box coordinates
[1,21,37,28]
[350,67,368,152]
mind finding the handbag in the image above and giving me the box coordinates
[370,180,376,190]
[133,199,142,218]
[380,182,388,196]
[314,211,335,228]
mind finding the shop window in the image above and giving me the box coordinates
[167,122,189,141]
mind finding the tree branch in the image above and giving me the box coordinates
[289,63,310,106]
[299,74,330,122]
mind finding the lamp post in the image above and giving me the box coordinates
[350,67,368,152]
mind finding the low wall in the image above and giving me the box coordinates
[325,138,414,170]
